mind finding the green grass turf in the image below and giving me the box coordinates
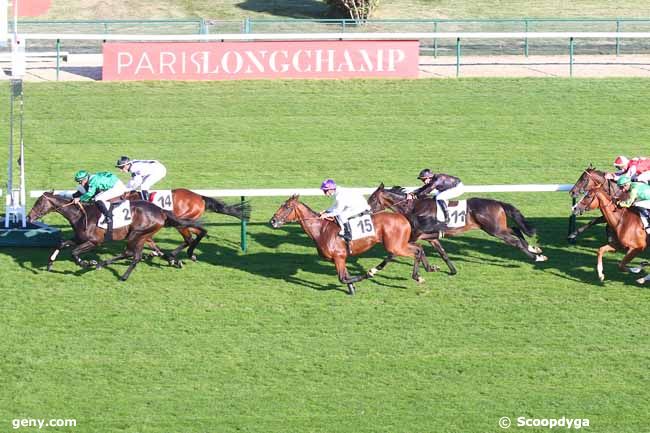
[0,79,650,432]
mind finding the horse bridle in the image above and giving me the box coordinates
[32,194,87,227]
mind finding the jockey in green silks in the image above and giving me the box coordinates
[617,175,650,221]
[72,170,128,241]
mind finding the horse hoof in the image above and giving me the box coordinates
[598,274,605,282]
[535,255,548,262]
[636,277,647,284]
[95,263,103,270]
[191,255,197,262]
[46,263,53,272]
[628,267,643,274]
[176,260,184,269]
[367,268,378,277]
[416,276,425,284]
[432,265,440,272]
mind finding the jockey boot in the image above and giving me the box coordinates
[140,190,150,201]
[96,200,113,241]
[438,200,450,224]
[342,222,353,254]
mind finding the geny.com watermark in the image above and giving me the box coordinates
[499,416,590,429]
[11,418,77,429]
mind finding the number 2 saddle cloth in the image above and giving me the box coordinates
[97,200,132,230]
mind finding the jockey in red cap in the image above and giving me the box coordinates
[606,155,650,183]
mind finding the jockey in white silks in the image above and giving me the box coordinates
[319,179,371,247]
[115,156,167,201]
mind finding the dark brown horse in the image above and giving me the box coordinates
[269,195,438,295]
[567,166,616,241]
[27,192,205,281]
[573,181,650,283]
[367,183,546,273]
[123,188,251,261]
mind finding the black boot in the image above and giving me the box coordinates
[438,200,450,224]
[342,222,353,254]
[96,200,113,241]
[140,190,149,201]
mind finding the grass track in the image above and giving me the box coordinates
[1,79,650,432]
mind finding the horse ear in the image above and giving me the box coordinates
[588,162,594,169]
[290,194,300,200]
[379,182,384,189]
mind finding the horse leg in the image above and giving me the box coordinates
[494,230,547,262]
[568,216,606,241]
[119,237,147,281]
[71,241,99,268]
[428,239,455,274]
[47,239,76,271]
[186,226,207,262]
[512,226,543,254]
[169,227,193,260]
[367,253,395,278]
[333,257,367,295]
[618,247,643,277]
[596,243,617,282]
[95,251,132,270]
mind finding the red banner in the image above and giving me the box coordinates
[13,0,51,17]
[103,40,420,81]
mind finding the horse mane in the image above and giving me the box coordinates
[386,186,408,197]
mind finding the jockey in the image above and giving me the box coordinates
[408,168,464,224]
[73,170,128,241]
[617,175,650,221]
[319,179,370,246]
[116,156,167,201]
[605,155,650,183]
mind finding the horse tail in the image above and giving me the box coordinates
[202,196,251,221]
[163,210,204,230]
[500,202,537,237]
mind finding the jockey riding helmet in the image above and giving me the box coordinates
[116,156,131,168]
[74,170,89,182]
[614,155,629,168]
[417,169,434,180]
[320,179,337,191]
[617,175,632,187]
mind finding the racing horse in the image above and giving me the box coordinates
[567,165,618,242]
[122,188,251,261]
[269,195,438,295]
[572,180,650,283]
[367,183,546,274]
[27,192,205,281]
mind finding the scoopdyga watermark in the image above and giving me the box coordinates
[499,416,590,429]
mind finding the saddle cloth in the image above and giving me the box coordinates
[148,190,174,211]
[437,200,468,229]
[348,213,376,240]
[97,200,132,230]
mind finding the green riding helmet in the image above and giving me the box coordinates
[74,170,90,182]
[617,175,632,187]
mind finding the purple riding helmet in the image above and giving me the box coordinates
[320,179,337,191]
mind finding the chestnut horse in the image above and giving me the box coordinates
[27,192,205,281]
[123,188,251,261]
[269,195,438,295]
[367,183,546,274]
[572,181,650,283]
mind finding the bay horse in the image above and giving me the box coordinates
[27,192,205,281]
[572,182,650,283]
[122,188,251,261]
[367,183,546,273]
[269,195,438,295]
[567,166,616,241]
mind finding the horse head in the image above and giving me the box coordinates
[269,194,301,228]
[27,191,67,222]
